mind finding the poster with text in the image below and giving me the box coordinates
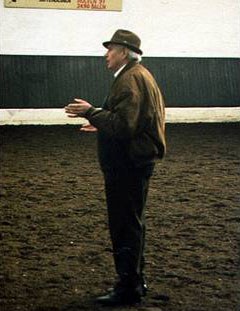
[4,0,122,11]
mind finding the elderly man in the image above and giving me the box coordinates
[65,29,166,306]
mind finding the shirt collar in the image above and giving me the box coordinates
[114,64,127,78]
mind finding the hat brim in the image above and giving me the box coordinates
[103,41,143,55]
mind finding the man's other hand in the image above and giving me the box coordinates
[80,124,98,132]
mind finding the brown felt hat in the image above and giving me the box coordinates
[103,29,143,55]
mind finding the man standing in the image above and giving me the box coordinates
[65,29,166,306]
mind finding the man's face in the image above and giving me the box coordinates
[105,44,128,72]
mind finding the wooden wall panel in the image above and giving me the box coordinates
[1,56,239,108]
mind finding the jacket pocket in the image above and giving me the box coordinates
[128,133,158,162]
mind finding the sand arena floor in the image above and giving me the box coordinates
[0,123,239,311]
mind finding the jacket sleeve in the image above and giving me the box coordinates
[85,81,146,140]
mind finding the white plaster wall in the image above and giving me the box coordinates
[0,0,240,57]
[1,107,240,125]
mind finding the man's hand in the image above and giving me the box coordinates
[65,98,92,118]
[80,124,98,132]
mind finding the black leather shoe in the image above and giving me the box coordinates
[107,278,148,296]
[96,289,141,306]
[141,276,148,296]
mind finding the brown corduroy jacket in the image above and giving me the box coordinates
[85,61,166,169]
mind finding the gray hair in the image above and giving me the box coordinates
[128,50,142,63]
[113,44,142,62]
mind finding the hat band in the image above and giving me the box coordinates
[103,40,143,55]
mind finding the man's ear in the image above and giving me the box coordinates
[122,47,129,59]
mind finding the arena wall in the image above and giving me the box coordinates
[1,0,239,57]
[1,55,240,108]
[0,0,239,114]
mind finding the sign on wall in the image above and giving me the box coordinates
[4,0,122,11]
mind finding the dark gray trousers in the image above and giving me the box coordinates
[103,163,155,288]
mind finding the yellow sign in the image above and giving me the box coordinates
[4,0,122,11]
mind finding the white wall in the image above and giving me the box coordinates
[0,0,240,57]
[1,107,240,125]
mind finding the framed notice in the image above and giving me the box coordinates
[4,0,122,11]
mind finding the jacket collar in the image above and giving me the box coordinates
[112,61,138,85]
